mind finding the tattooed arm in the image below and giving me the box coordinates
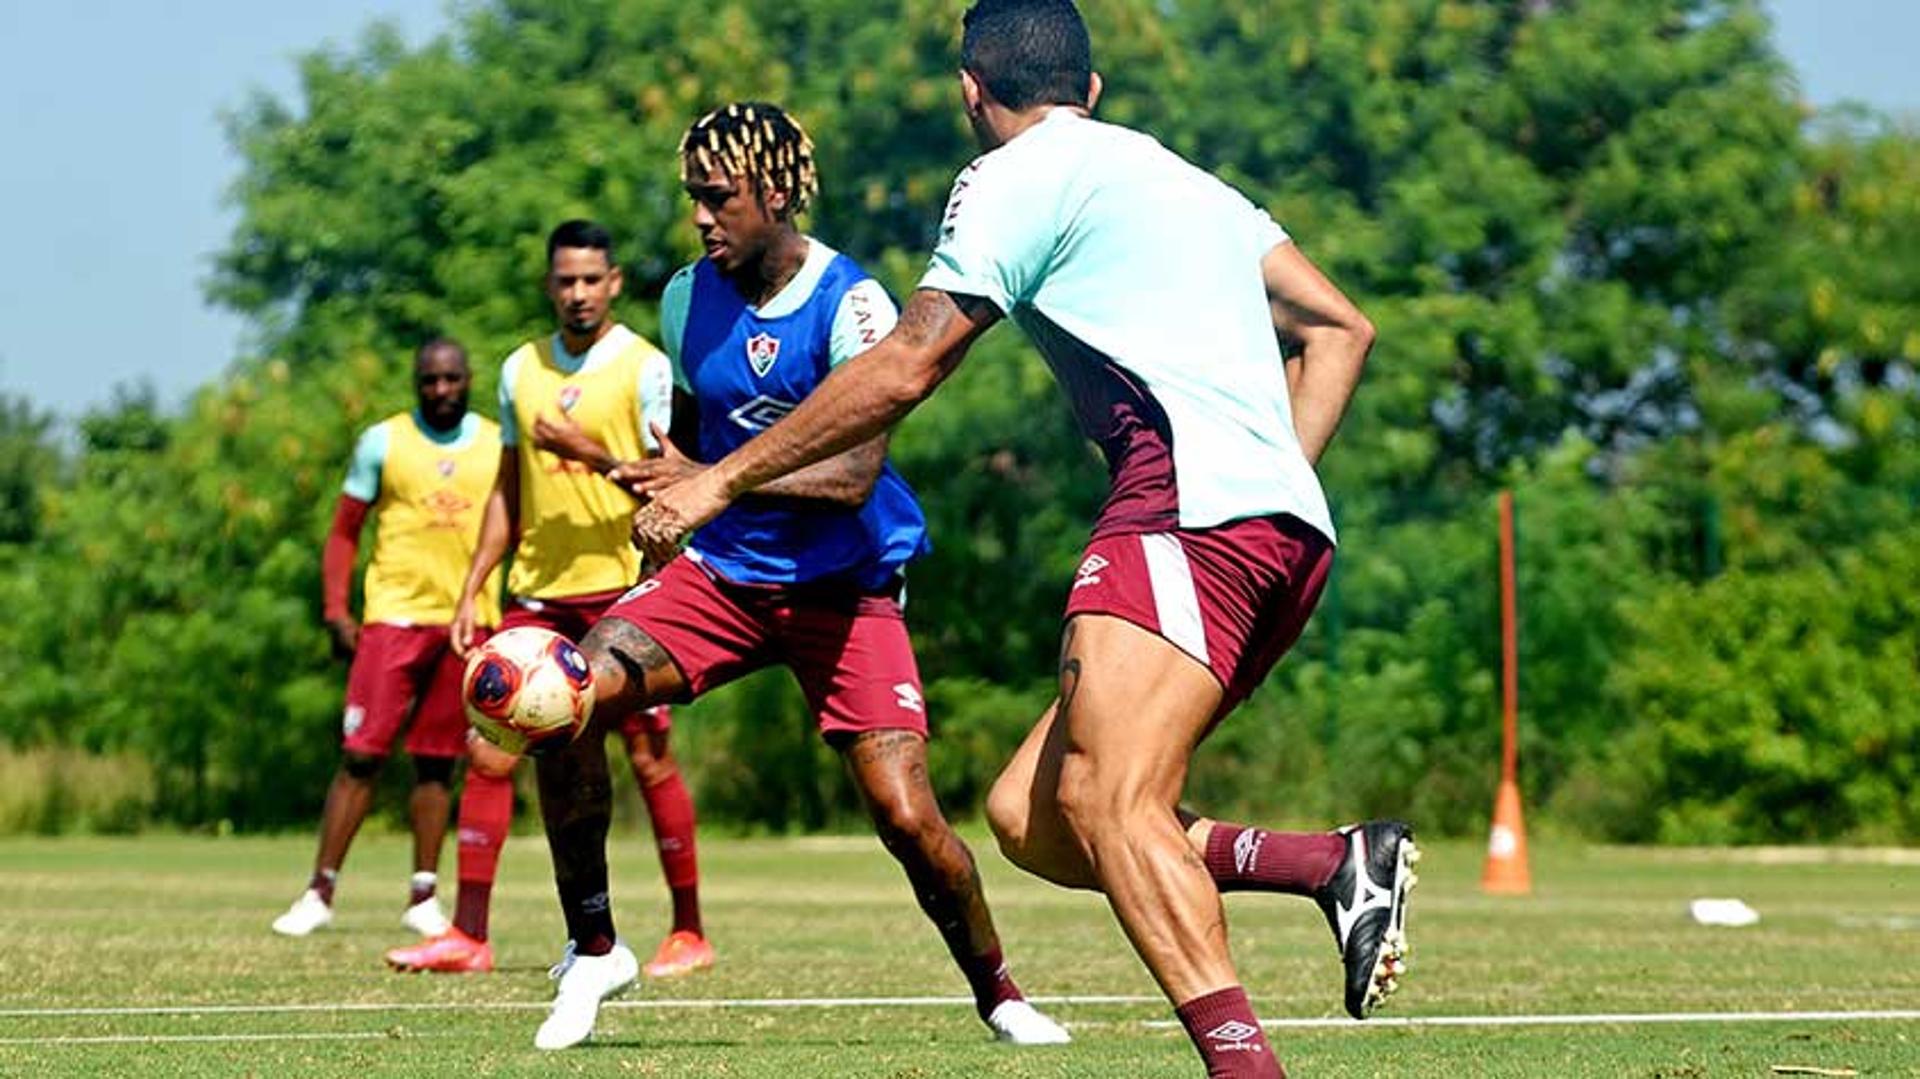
[630,290,1000,560]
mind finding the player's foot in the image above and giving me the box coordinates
[1313,820,1419,1019]
[400,896,450,938]
[384,927,493,973]
[642,929,715,979]
[270,888,333,937]
[534,943,638,1050]
[986,999,1072,1045]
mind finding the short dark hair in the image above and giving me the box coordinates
[546,219,615,266]
[961,0,1092,111]
[415,337,468,370]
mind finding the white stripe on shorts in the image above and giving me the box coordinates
[1140,533,1208,666]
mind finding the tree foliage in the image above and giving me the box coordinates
[1,0,1914,839]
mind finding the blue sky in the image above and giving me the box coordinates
[1,0,1915,420]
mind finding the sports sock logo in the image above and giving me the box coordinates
[1204,1020,1264,1053]
[1233,829,1264,876]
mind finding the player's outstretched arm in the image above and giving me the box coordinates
[452,448,519,655]
[1263,242,1376,465]
[629,290,998,560]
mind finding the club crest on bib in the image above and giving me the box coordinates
[745,332,781,377]
[558,385,582,413]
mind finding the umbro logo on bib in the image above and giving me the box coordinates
[558,385,582,413]
[745,332,780,377]
[436,458,456,478]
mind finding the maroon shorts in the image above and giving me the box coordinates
[1064,514,1334,718]
[343,623,470,759]
[601,556,928,741]
[502,590,671,739]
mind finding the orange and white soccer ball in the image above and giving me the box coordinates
[462,627,595,753]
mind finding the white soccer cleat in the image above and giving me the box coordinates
[533,943,638,1050]
[271,889,334,937]
[986,999,1072,1045]
[400,897,451,938]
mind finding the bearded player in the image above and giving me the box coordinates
[272,339,499,941]
[632,5,1413,1076]
[519,103,1069,1052]
[382,220,712,980]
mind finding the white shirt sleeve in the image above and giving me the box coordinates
[918,153,1057,314]
[496,351,525,448]
[828,279,900,367]
[341,423,388,502]
[1236,187,1292,253]
[636,349,675,453]
[659,264,696,391]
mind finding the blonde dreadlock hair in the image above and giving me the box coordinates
[679,102,819,218]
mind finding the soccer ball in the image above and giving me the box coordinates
[462,627,596,753]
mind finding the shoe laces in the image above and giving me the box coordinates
[548,940,578,981]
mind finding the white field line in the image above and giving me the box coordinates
[5,997,1918,1028]
[1144,1010,1920,1030]
[4,1005,1918,1049]
[0,994,1160,1019]
[0,1032,431,1047]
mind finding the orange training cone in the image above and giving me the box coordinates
[1481,776,1532,895]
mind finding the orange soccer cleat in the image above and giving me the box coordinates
[642,930,716,979]
[385,927,494,973]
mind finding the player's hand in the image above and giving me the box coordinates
[450,597,480,658]
[325,616,360,658]
[608,424,704,499]
[531,411,603,466]
[631,468,730,567]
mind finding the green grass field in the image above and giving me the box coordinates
[3,830,1917,1077]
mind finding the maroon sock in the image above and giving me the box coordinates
[454,881,492,942]
[308,868,338,906]
[454,768,513,941]
[1204,824,1345,896]
[641,772,702,935]
[1175,986,1285,1079]
[960,945,1023,1020]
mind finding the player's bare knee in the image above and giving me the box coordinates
[629,748,677,788]
[985,774,1032,853]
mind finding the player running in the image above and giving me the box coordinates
[382,220,712,980]
[272,338,500,941]
[521,102,1069,1052]
[631,5,1410,1076]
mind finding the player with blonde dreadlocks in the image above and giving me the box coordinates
[520,101,1072,1049]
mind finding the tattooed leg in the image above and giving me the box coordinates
[840,728,1023,1019]
[531,618,689,956]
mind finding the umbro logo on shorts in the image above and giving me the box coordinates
[619,579,663,604]
[1073,553,1110,589]
[341,704,365,735]
[728,394,798,431]
[893,683,924,714]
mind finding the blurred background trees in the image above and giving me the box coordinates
[1,0,1913,841]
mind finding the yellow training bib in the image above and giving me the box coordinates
[363,412,502,625]
[505,332,666,599]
